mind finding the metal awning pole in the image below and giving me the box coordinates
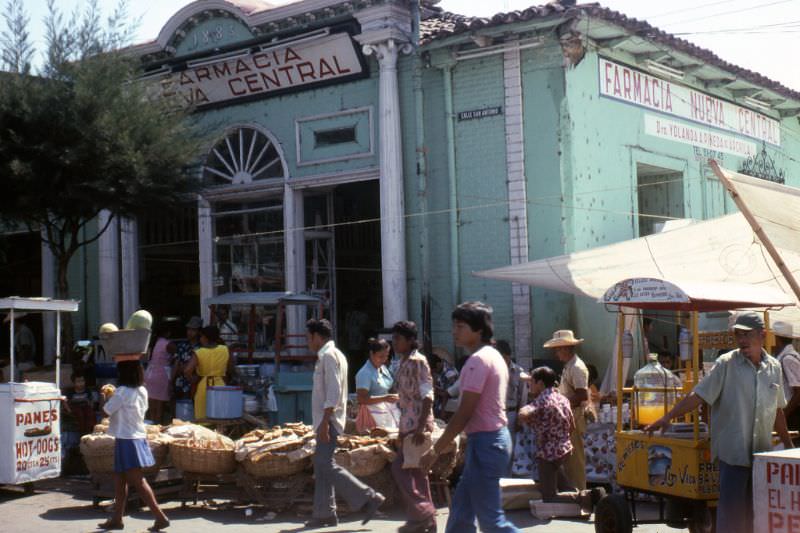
[710,159,800,302]
[56,312,62,388]
[9,308,14,382]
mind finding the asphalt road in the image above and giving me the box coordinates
[0,477,690,533]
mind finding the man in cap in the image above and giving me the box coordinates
[646,312,793,533]
[772,320,800,432]
[544,329,589,490]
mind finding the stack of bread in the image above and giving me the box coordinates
[235,423,315,478]
[80,418,172,475]
[335,433,396,477]
[167,420,236,474]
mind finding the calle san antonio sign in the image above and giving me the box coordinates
[156,32,363,109]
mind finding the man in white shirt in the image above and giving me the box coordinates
[773,321,800,431]
[306,318,384,529]
[216,306,238,346]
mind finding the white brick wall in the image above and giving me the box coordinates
[504,44,532,366]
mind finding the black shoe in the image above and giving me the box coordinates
[304,516,338,529]
[362,492,386,525]
[97,520,124,530]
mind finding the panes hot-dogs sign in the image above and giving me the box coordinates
[156,31,363,108]
[598,57,781,148]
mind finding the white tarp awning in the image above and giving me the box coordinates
[474,165,800,325]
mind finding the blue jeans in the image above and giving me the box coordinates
[445,427,521,533]
[717,460,752,533]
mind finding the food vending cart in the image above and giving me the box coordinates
[0,296,79,487]
[595,277,794,533]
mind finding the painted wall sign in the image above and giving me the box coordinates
[753,450,800,533]
[644,114,758,158]
[599,57,781,146]
[458,106,503,121]
[157,32,363,108]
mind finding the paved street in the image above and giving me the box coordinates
[0,477,690,533]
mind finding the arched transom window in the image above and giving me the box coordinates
[203,126,286,186]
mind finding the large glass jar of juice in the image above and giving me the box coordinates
[634,354,682,426]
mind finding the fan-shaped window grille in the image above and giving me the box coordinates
[203,127,285,185]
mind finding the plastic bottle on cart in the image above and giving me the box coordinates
[622,329,634,359]
[634,353,682,426]
[678,328,692,361]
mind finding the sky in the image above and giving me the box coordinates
[16,0,800,90]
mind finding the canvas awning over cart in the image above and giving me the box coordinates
[475,165,800,326]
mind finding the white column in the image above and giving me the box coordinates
[40,232,56,365]
[198,197,213,325]
[363,39,412,328]
[119,217,140,320]
[97,210,121,326]
[503,44,532,366]
[284,184,305,353]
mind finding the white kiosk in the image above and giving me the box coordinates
[0,297,79,485]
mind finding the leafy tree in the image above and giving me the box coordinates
[0,0,204,354]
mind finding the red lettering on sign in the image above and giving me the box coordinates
[278,66,295,84]
[297,62,316,83]
[195,67,211,82]
[213,62,231,78]
[284,47,301,63]
[252,53,271,69]
[16,414,23,426]
[318,58,335,78]
[771,511,784,533]
[259,71,280,88]
[244,73,262,93]
[333,56,351,75]
[228,78,246,96]
[235,59,251,74]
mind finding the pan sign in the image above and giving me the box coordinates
[157,32,363,108]
[14,400,61,482]
[753,450,800,533]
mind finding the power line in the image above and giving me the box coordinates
[660,0,796,27]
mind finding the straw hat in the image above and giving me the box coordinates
[772,320,798,339]
[432,346,454,366]
[543,329,584,348]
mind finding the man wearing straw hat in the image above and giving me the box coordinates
[544,329,589,491]
[773,320,800,432]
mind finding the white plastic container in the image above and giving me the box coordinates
[0,382,62,484]
[206,386,243,419]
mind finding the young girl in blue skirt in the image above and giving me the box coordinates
[98,360,169,531]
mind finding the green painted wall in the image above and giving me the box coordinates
[562,48,800,373]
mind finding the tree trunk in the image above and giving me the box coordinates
[56,255,74,365]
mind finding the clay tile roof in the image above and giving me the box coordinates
[420,1,800,102]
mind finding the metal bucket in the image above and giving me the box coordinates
[206,385,243,419]
[243,393,260,414]
[175,399,194,421]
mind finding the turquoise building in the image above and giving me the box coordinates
[6,0,800,374]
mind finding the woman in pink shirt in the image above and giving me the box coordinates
[421,301,520,533]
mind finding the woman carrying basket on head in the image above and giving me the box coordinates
[184,325,234,420]
[98,360,169,531]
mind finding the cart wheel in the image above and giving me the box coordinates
[688,503,715,533]
[594,494,633,533]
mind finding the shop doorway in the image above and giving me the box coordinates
[0,231,43,365]
[138,205,200,322]
[335,181,382,368]
[636,163,684,237]
[303,180,381,367]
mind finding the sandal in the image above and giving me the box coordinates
[149,518,170,531]
[97,520,124,530]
